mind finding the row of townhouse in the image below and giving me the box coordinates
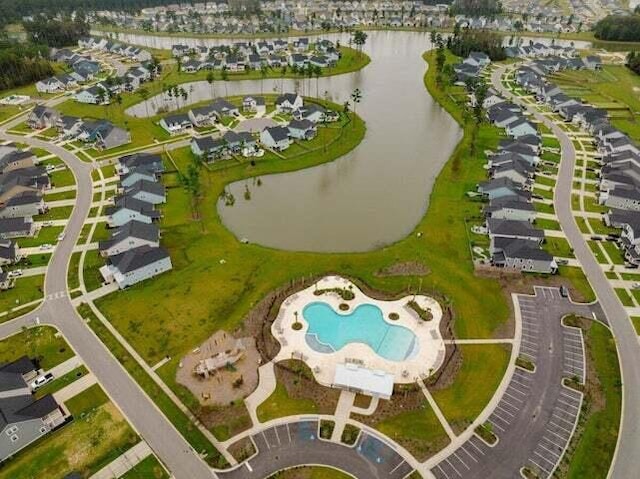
[0,143,52,288]
[74,62,159,104]
[35,52,102,95]
[78,36,153,63]
[453,51,491,84]
[474,75,557,274]
[26,106,131,151]
[100,153,172,289]
[514,53,640,267]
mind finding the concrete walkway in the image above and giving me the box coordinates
[47,355,82,377]
[72,283,119,304]
[90,441,153,479]
[244,362,277,426]
[53,372,98,404]
[330,390,355,441]
[418,379,456,441]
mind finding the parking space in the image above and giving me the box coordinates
[219,420,416,479]
[429,287,592,479]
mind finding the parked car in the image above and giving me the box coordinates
[560,286,569,298]
[7,270,22,278]
[40,243,53,250]
[30,373,54,391]
[57,232,65,241]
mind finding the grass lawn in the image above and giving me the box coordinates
[587,218,616,236]
[95,51,510,372]
[257,382,319,423]
[534,202,554,214]
[44,189,76,201]
[83,250,107,292]
[35,206,74,221]
[535,175,556,188]
[76,305,228,468]
[561,321,621,478]
[430,344,510,434]
[66,383,109,416]
[257,467,351,479]
[558,266,595,303]
[543,237,574,258]
[0,397,138,479]
[535,218,561,231]
[0,274,44,313]
[588,241,607,264]
[375,403,450,461]
[67,252,81,291]
[601,241,625,265]
[533,187,554,200]
[19,226,64,248]
[615,288,634,307]
[119,455,169,479]
[575,217,590,234]
[49,168,76,188]
[583,197,606,214]
[630,317,640,335]
[0,326,73,370]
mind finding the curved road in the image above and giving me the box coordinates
[492,65,640,478]
[0,126,215,479]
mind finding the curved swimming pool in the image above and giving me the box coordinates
[302,302,419,362]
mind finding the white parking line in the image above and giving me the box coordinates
[529,457,552,475]
[389,459,407,474]
[537,442,561,461]
[459,446,479,463]
[534,450,556,468]
[273,426,281,445]
[261,431,270,450]
[541,434,565,450]
[496,405,516,418]
[434,464,451,479]
[452,453,471,470]
[468,439,486,456]
[557,398,580,411]
[286,423,292,443]
[546,427,569,443]
[444,458,462,477]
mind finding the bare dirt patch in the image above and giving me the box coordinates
[375,261,430,277]
[176,331,260,406]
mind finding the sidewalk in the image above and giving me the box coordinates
[53,372,97,404]
[47,355,82,377]
[89,441,153,479]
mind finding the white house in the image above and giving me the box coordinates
[275,93,303,113]
[260,126,291,151]
[100,245,172,289]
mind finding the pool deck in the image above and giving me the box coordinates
[271,275,446,387]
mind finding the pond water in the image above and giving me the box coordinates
[109,30,588,252]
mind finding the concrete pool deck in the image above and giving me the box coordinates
[271,275,446,387]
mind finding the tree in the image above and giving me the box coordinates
[138,87,151,118]
[351,30,368,57]
[221,65,229,96]
[473,81,488,123]
[206,71,215,99]
[350,88,362,126]
[260,63,268,95]
[179,156,202,219]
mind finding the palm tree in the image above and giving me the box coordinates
[221,65,229,96]
[314,65,322,98]
[352,31,368,58]
[260,63,268,95]
[206,71,215,99]
[350,88,362,125]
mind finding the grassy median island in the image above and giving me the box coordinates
[556,317,621,478]
[269,466,353,479]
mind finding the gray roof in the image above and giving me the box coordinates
[109,245,169,274]
[125,180,165,198]
[99,220,159,252]
[488,218,544,239]
[264,126,289,142]
[494,238,553,261]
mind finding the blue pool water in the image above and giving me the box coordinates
[302,302,419,362]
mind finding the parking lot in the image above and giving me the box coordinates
[218,420,414,479]
[431,287,593,479]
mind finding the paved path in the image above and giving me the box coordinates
[244,363,277,427]
[430,287,592,479]
[90,441,153,479]
[53,373,98,404]
[47,355,82,377]
[218,420,413,479]
[493,65,640,478]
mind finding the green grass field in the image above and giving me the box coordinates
[119,455,169,479]
[0,274,44,314]
[0,326,73,370]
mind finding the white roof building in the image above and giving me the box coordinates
[332,363,394,400]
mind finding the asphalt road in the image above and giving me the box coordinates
[492,65,640,478]
[431,287,593,479]
[218,421,414,479]
[0,129,215,479]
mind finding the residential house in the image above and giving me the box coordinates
[287,119,316,140]
[275,93,303,113]
[75,85,109,105]
[491,237,557,274]
[484,197,536,223]
[0,151,36,174]
[478,177,530,201]
[505,118,538,138]
[0,217,35,239]
[188,105,218,127]
[99,220,160,257]
[260,126,291,151]
[124,180,166,205]
[117,153,164,176]
[27,106,59,130]
[0,240,18,265]
[0,357,65,462]
[190,136,228,160]
[0,192,45,218]
[100,245,172,289]
[242,96,266,114]
[487,218,545,247]
[106,196,160,227]
[159,114,193,135]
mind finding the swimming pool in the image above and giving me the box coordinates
[302,302,419,362]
